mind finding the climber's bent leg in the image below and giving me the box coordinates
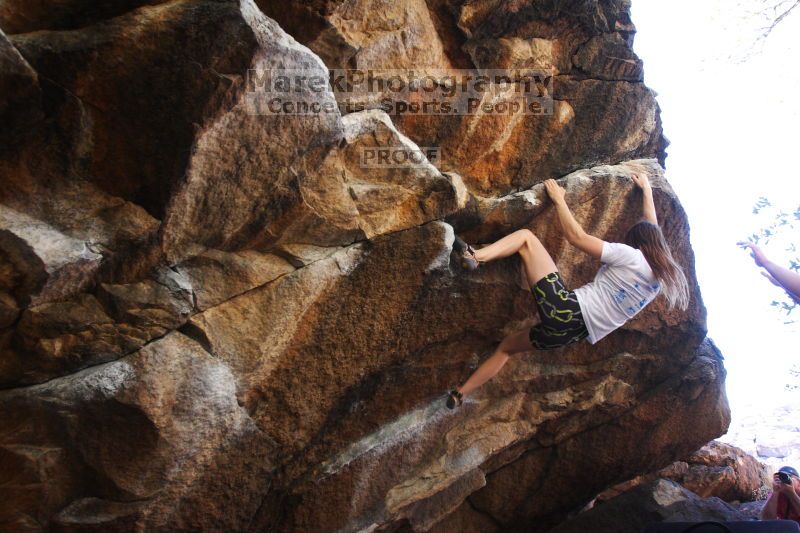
[457,328,533,398]
[474,229,558,288]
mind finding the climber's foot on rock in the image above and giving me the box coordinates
[453,236,482,271]
[446,389,463,409]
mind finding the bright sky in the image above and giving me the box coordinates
[630,1,800,423]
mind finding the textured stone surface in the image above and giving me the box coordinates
[174,249,295,311]
[574,32,644,81]
[159,2,345,263]
[2,267,194,386]
[179,108,467,255]
[678,442,772,502]
[734,499,768,520]
[598,441,773,506]
[0,184,159,304]
[0,0,730,531]
[7,0,262,220]
[547,479,748,533]
[0,0,170,34]
[0,29,43,149]
[0,205,103,307]
[0,332,276,531]
[394,77,663,196]
[431,339,728,533]
[256,0,459,71]
[259,0,664,197]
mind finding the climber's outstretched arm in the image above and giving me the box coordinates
[632,173,658,225]
[544,179,604,260]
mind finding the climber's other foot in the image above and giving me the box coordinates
[453,236,481,271]
[446,389,463,409]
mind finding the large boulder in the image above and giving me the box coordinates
[598,441,773,506]
[0,0,730,531]
[674,442,772,502]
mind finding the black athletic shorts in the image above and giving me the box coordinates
[529,272,589,350]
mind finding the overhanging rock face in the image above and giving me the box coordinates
[0,0,729,531]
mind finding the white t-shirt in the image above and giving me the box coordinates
[573,242,661,344]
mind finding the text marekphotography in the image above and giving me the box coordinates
[245,68,553,116]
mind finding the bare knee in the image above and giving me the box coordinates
[520,229,539,249]
[519,232,542,259]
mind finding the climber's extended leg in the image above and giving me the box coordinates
[446,229,558,408]
[472,229,558,288]
[455,327,534,399]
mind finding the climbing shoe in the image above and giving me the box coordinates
[453,236,482,271]
[446,389,463,409]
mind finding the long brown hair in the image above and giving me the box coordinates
[625,221,690,311]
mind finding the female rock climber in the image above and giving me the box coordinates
[446,174,690,409]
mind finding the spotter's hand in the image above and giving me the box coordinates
[737,240,769,267]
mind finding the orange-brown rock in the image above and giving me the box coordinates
[259,0,665,197]
[679,441,772,502]
[598,441,773,505]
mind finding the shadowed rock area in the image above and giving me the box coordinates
[0,0,730,531]
[546,479,748,533]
